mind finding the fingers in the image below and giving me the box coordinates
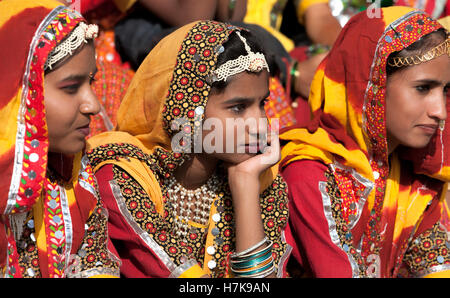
[263,117,279,145]
[269,119,280,152]
[225,118,281,177]
[260,118,280,166]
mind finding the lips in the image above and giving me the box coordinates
[77,123,91,137]
[416,123,438,135]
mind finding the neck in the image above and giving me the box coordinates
[174,153,219,189]
[386,134,399,156]
[47,152,73,182]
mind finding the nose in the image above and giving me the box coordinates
[247,109,268,139]
[427,89,447,122]
[79,85,101,116]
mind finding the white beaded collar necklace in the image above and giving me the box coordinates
[166,173,220,240]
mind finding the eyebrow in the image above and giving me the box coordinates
[60,67,98,82]
[413,79,449,86]
[222,91,270,105]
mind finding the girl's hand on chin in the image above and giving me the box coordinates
[225,120,280,188]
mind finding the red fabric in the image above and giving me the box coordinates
[71,185,98,255]
[47,152,97,255]
[288,46,310,125]
[264,77,296,129]
[0,216,6,269]
[82,1,124,30]
[282,159,354,277]
[0,148,14,213]
[289,45,308,62]
[293,98,310,127]
[95,164,171,277]
[0,6,50,109]
[78,0,108,14]
[325,15,385,113]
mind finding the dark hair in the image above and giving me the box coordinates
[210,29,269,93]
[386,28,447,76]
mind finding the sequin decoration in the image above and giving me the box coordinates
[163,21,236,137]
[400,222,450,277]
[87,142,290,277]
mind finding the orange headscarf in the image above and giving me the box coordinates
[0,0,118,278]
[280,7,449,277]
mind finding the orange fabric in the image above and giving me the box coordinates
[265,77,296,129]
[88,60,134,136]
[88,31,135,138]
[88,22,196,154]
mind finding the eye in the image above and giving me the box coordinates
[229,104,246,114]
[61,83,80,94]
[415,84,430,93]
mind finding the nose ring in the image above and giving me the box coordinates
[439,120,445,131]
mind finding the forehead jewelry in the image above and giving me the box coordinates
[45,22,99,70]
[207,31,269,83]
[387,36,450,68]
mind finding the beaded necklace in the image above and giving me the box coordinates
[166,174,220,240]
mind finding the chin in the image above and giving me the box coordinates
[405,143,431,150]
[49,140,85,155]
[402,136,433,149]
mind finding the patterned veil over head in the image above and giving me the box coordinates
[280,6,450,277]
[0,0,119,278]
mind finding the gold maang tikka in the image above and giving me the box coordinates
[388,36,450,67]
